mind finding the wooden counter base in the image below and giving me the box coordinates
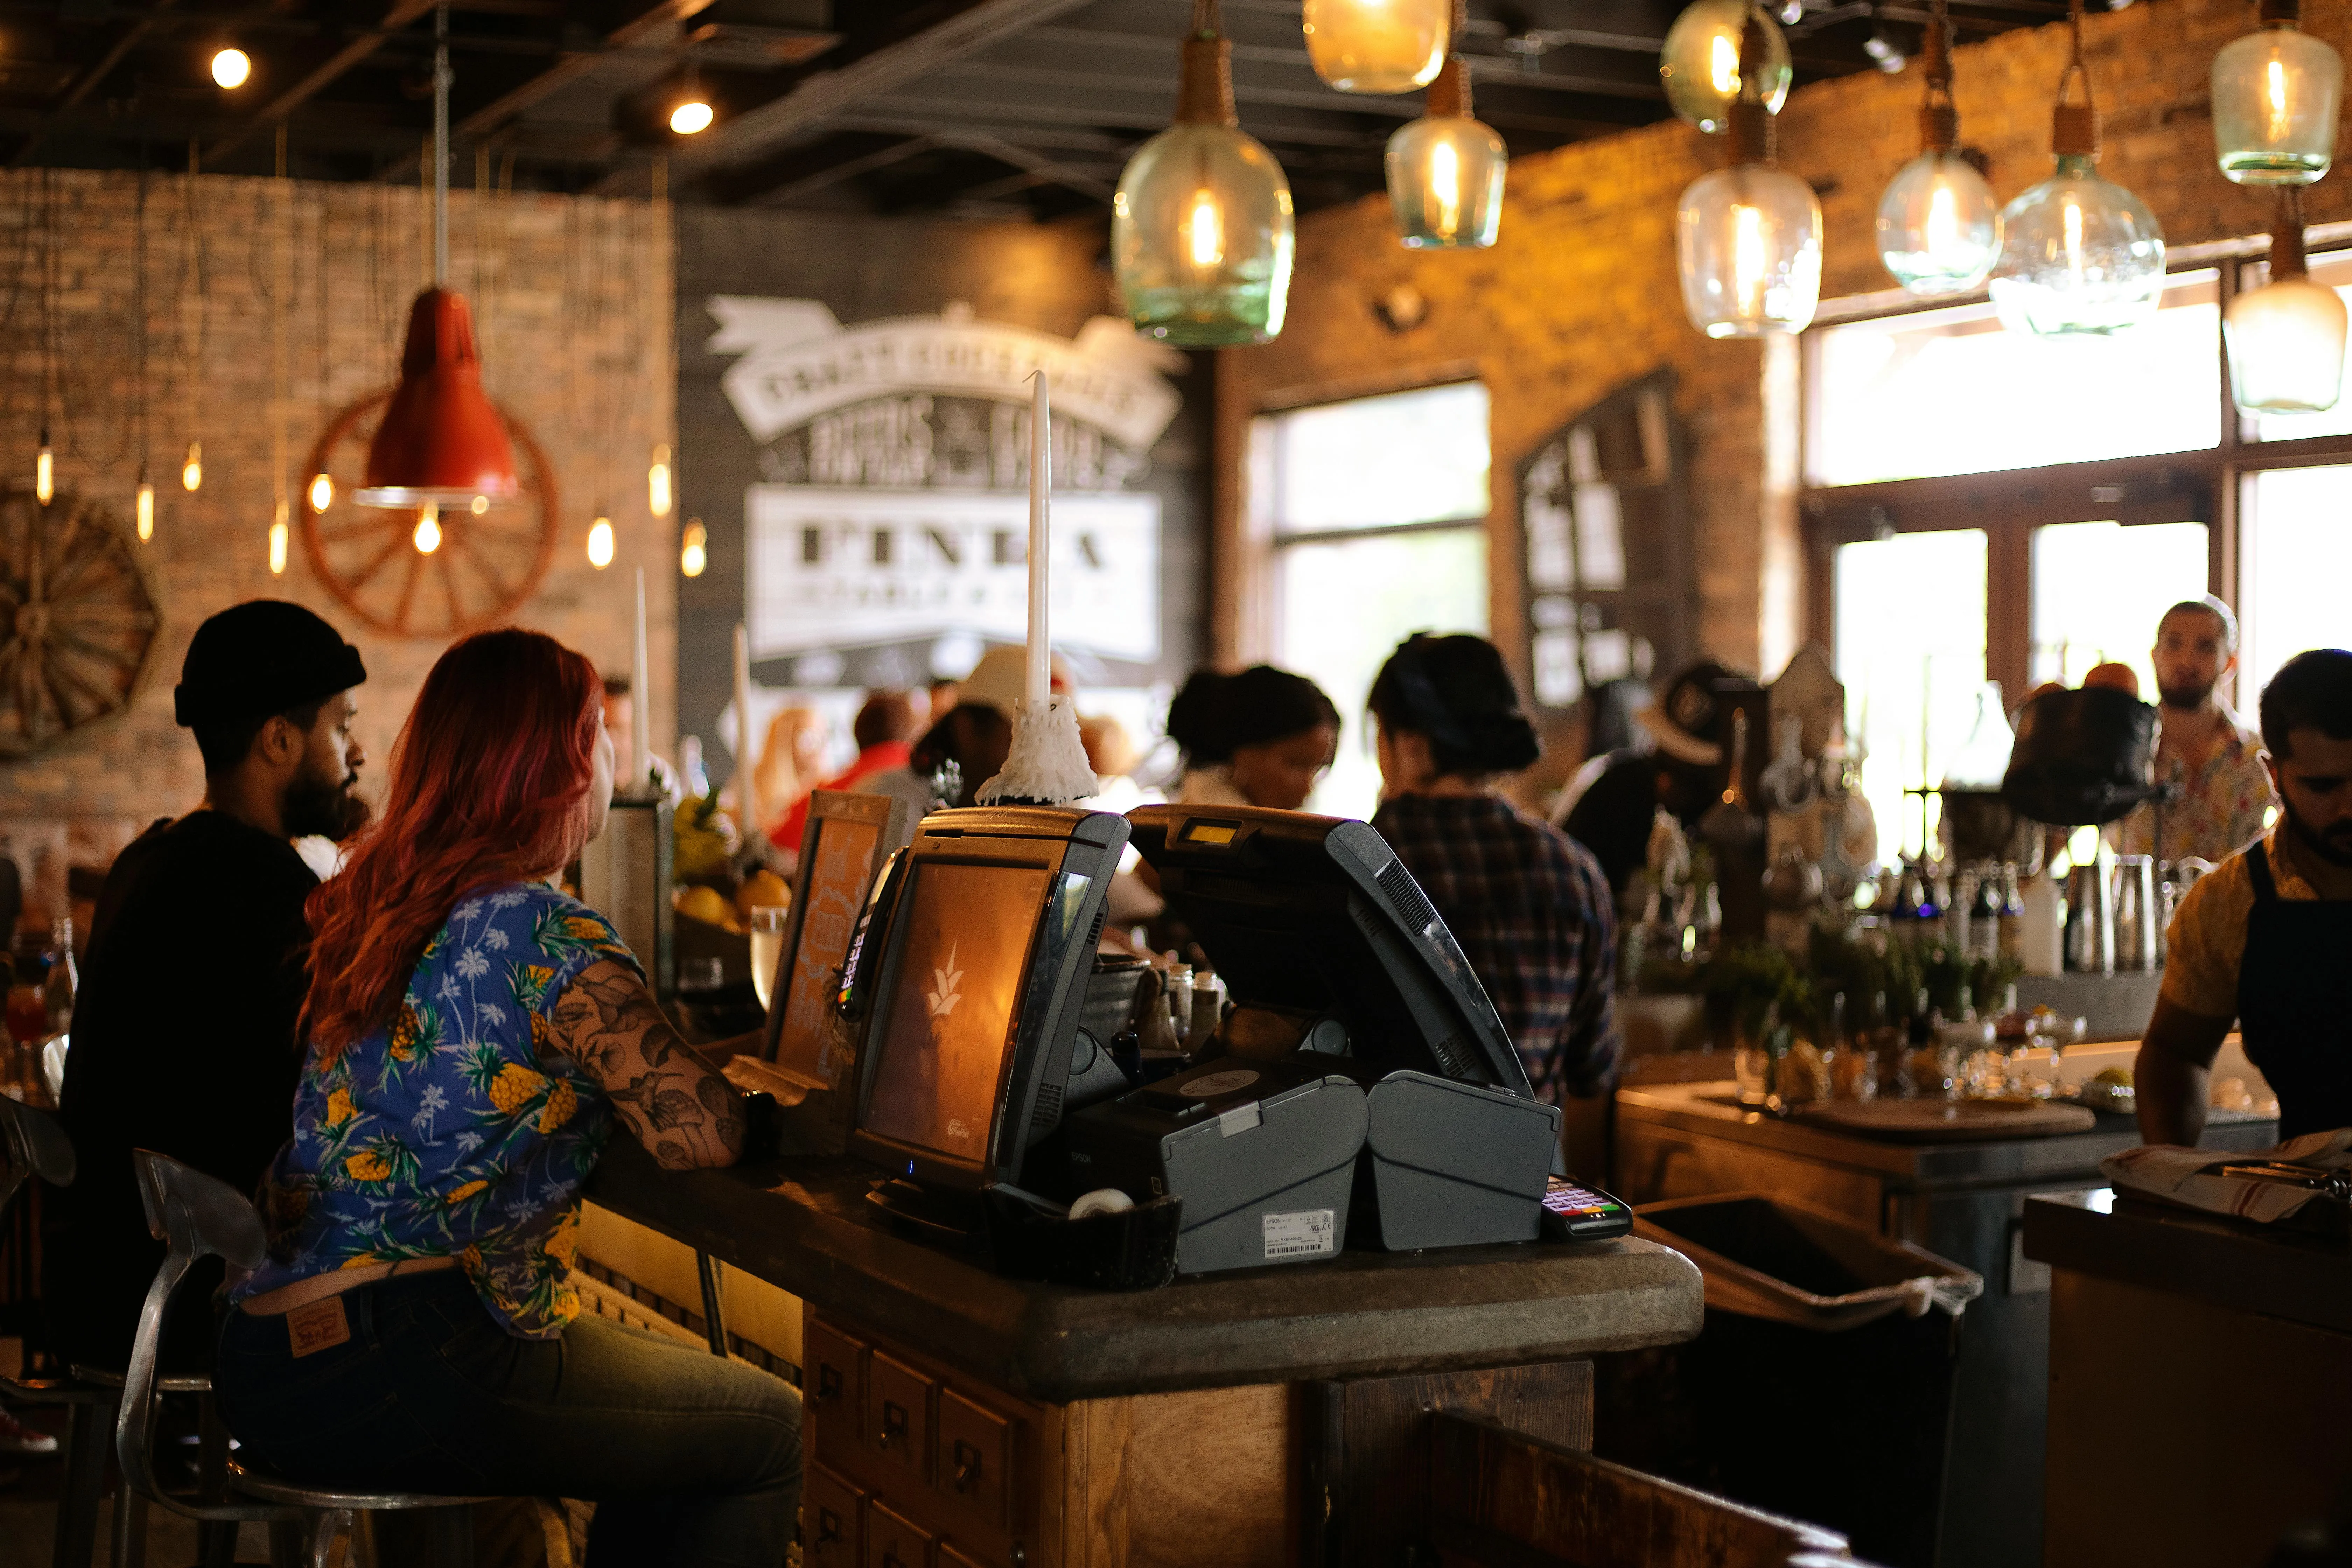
[803,1302,1596,1568]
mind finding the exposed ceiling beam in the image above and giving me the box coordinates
[455,0,719,140]
[675,0,1099,177]
[200,0,442,169]
[13,0,180,169]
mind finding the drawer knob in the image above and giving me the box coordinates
[817,1509,844,1544]
[817,1366,844,1406]
[880,1399,909,1448]
[953,1439,982,1492]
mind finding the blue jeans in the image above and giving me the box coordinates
[216,1271,801,1568]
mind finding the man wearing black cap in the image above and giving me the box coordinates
[46,600,369,1374]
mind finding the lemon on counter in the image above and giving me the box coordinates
[674,884,735,931]
[737,869,791,921]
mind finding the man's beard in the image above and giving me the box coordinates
[283,769,370,841]
[2159,678,2215,712]
[2282,793,2352,868]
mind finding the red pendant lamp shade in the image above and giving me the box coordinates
[354,287,519,507]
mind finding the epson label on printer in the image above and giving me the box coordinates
[1262,1208,1337,1260]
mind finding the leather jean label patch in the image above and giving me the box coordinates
[286,1296,351,1358]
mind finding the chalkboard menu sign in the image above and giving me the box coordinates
[764,789,911,1084]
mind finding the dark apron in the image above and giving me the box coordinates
[2236,844,2352,1140]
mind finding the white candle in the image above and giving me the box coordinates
[1026,368,1051,709]
[734,621,761,832]
[630,568,652,796]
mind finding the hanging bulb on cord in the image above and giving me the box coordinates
[1301,0,1451,92]
[1988,0,2163,337]
[1386,7,1508,251]
[1675,13,1821,337]
[2227,188,2347,413]
[680,518,708,578]
[34,427,53,505]
[181,440,202,492]
[1660,0,1791,134]
[268,500,289,576]
[1113,0,1295,345]
[2213,0,2340,183]
[1876,0,2000,296]
[135,471,154,542]
[649,443,672,517]
[587,513,616,570]
[308,471,334,513]
[413,500,443,555]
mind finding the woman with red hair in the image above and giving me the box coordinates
[216,628,798,1566]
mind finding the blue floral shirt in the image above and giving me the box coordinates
[233,884,638,1338]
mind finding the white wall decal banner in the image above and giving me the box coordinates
[746,486,1162,662]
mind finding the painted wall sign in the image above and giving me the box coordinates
[710,296,1182,667]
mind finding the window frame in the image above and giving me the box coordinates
[1803,252,2352,697]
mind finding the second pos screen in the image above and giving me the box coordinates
[863,860,1051,1163]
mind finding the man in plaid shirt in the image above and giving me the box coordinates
[1369,635,1620,1103]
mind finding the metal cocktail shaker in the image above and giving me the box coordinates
[2064,860,2115,975]
[2112,854,2159,972]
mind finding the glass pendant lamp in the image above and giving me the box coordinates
[1676,15,1821,337]
[1660,0,1791,134]
[1876,0,2000,296]
[1303,0,1450,93]
[2214,0,2341,183]
[1114,0,1296,345]
[1386,9,1506,248]
[2227,189,2347,412]
[1987,0,2164,337]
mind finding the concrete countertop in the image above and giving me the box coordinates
[2022,1190,2352,1337]
[1616,1080,2278,1188]
[584,1139,1704,1404]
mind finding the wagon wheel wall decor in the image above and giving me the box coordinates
[302,390,560,640]
[0,486,164,758]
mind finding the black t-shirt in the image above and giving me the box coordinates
[46,811,316,1371]
[1562,750,1668,897]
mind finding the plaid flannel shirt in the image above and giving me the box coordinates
[1371,793,1621,1103]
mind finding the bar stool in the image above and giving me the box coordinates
[118,1149,485,1568]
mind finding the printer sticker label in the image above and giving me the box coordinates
[1181,1069,1261,1099]
[1262,1208,1337,1259]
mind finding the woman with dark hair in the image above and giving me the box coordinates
[216,629,799,1567]
[1167,664,1340,812]
[1368,633,1619,1104]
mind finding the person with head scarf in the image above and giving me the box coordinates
[48,600,371,1377]
[1166,664,1340,812]
[1367,633,1619,1104]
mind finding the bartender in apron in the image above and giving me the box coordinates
[2137,649,2352,1145]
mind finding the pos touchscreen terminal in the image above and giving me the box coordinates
[845,806,1130,1217]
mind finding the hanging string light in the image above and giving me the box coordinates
[1675,12,1822,337]
[1660,0,1791,135]
[1113,0,1296,346]
[1386,0,1507,249]
[587,510,616,569]
[1302,0,1450,93]
[413,500,443,554]
[134,164,153,541]
[1876,0,2000,296]
[2214,0,2341,184]
[178,141,204,493]
[680,517,708,578]
[268,124,291,576]
[648,442,672,516]
[1988,0,2164,336]
[2226,188,2347,413]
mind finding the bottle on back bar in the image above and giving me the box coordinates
[1997,862,2026,962]
[1972,865,2004,963]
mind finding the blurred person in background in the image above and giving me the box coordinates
[894,646,1070,813]
[2118,596,2274,867]
[598,674,680,806]
[750,705,829,840]
[1370,633,1619,1105]
[1081,712,1148,814]
[1166,665,1340,812]
[770,691,921,855]
[1556,660,1744,897]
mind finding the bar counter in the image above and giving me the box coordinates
[586,1139,1703,1567]
[2024,1191,2352,1568]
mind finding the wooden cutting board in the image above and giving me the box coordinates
[1796,1099,2099,1142]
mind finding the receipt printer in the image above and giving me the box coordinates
[1065,1056,1368,1275]
[1352,1071,1561,1251]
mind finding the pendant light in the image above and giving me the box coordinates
[354,4,518,511]
[1302,0,1450,93]
[2226,188,2347,412]
[1876,0,2000,296]
[135,475,154,540]
[1660,0,1791,135]
[1112,0,1296,346]
[680,518,708,578]
[1385,3,1506,249]
[2213,0,2342,184]
[1675,15,1822,338]
[34,427,52,505]
[648,442,672,516]
[587,511,616,570]
[180,441,201,491]
[308,471,334,512]
[1988,0,2164,337]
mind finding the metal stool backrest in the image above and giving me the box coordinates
[116,1149,301,1528]
[0,1094,74,1212]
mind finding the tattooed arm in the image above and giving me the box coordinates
[544,959,746,1170]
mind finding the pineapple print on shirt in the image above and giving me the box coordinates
[233,884,639,1338]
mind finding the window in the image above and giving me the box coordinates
[1250,382,1491,817]
[1808,250,2352,856]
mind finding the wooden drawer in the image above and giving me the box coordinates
[866,1498,933,1568]
[938,1542,990,1568]
[807,1318,868,1444]
[869,1350,935,1481]
[935,1387,1013,1530]
[805,1464,864,1568]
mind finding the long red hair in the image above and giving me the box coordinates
[303,628,606,1060]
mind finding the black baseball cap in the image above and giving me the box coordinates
[173,600,368,729]
[1634,659,1744,767]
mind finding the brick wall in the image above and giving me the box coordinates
[0,169,673,929]
[1216,0,2352,683]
